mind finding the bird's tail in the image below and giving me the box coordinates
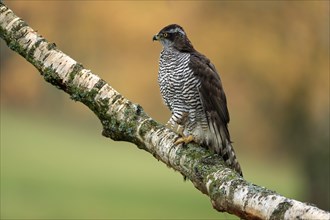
[208,122,243,177]
[221,141,243,177]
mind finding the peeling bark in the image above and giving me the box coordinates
[1,3,329,220]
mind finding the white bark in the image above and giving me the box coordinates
[1,3,329,220]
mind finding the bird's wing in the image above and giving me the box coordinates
[189,52,231,152]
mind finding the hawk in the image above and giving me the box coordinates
[153,24,242,176]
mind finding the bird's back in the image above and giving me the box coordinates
[154,24,243,177]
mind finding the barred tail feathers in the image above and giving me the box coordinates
[208,120,243,177]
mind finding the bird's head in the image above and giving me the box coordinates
[153,24,194,52]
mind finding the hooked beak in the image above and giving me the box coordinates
[152,34,160,41]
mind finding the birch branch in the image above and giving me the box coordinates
[0,3,328,220]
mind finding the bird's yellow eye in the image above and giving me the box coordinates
[163,33,168,38]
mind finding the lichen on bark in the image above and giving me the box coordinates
[1,3,329,220]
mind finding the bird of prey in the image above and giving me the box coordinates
[153,24,242,176]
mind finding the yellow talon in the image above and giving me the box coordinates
[174,135,195,145]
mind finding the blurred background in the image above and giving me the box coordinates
[1,1,329,219]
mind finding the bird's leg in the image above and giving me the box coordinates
[166,113,184,133]
[167,112,195,145]
[165,119,180,132]
[175,112,196,145]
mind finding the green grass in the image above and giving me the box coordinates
[0,108,304,219]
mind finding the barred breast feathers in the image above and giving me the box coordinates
[158,49,192,113]
[153,24,243,177]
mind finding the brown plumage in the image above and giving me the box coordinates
[153,24,242,176]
